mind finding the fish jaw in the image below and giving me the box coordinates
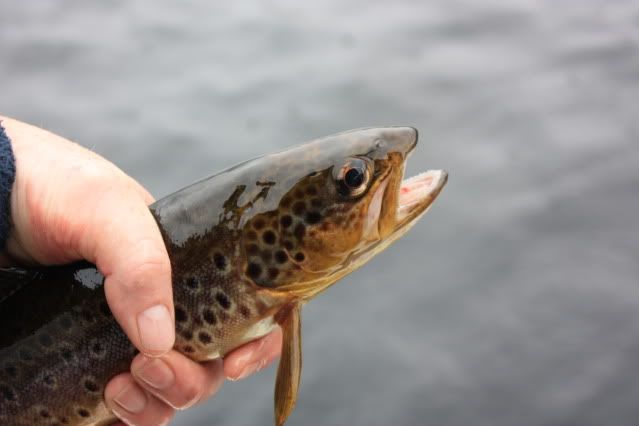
[365,169,447,263]
[396,169,448,227]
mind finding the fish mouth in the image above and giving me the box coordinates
[395,127,448,226]
[380,127,447,235]
[396,169,448,226]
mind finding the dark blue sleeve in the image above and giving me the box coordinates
[0,121,16,251]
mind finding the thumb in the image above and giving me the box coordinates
[92,193,175,357]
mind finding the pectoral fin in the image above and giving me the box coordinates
[274,303,302,426]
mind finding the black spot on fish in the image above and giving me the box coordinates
[268,268,279,280]
[292,201,306,216]
[215,292,232,310]
[80,309,95,323]
[275,250,288,264]
[202,309,217,325]
[280,215,293,228]
[99,301,111,317]
[40,409,51,418]
[77,409,90,418]
[3,364,17,379]
[284,240,295,251]
[295,252,306,262]
[90,340,106,358]
[213,253,227,271]
[239,305,251,319]
[262,230,277,245]
[306,211,322,224]
[306,186,318,196]
[44,375,56,388]
[175,306,188,323]
[311,198,323,209]
[60,347,74,363]
[247,262,262,280]
[198,332,212,345]
[84,379,99,393]
[180,329,193,341]
[246,244,260,256]
[253,218,266,230]
[294,224,306,240]
[186,277,199,290]
[183,345,194,353]
[0,384,16,402]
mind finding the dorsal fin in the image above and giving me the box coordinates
[0,267,40,304]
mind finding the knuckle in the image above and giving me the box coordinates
[73,160,121,190]
[119,241,171,293]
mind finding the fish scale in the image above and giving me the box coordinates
[0,127,447,426]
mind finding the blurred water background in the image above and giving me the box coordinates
[1,1,639,425]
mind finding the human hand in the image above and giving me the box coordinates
[0,116,282,425]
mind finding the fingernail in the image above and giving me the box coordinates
[135,358,175,390]
[235,335,269,367]
[231,359,267,382]
[114,384,147,414]
[234,350,255,369]
[137,304,175,355]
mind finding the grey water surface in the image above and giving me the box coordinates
[1,1,639,425]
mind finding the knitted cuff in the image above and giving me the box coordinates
[0,121,16,251]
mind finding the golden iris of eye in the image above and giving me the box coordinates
[335,158,372,198]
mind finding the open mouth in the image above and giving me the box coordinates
[397,170,448,223]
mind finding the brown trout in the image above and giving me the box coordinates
[0,127,447,426]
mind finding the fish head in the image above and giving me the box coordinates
[242,127,447,299]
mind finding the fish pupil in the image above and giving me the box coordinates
[345,167,364,188]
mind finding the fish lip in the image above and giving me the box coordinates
[395,169,448,227]
[394,128,447,226]
[407,127,418,156]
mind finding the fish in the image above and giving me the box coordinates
[0,127,447,426]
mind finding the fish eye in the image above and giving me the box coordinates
[334,158,372,198]
[345,168,364,188]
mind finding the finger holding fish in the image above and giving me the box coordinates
[105,373,174,426]
[224,326,283,381]
[122,330,280,416]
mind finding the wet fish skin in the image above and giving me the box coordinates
[0,127,446,426]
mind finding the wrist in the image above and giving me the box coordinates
[0,121,16,251]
